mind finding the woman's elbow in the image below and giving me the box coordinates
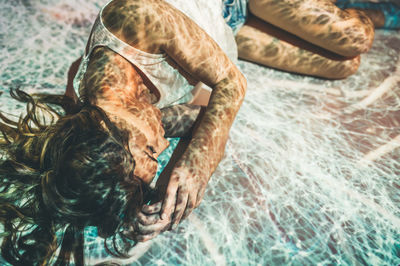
[236,71,247,97]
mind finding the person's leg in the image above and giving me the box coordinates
[335,1,400,29]
[247,0,374,57]
[236,14,360,79]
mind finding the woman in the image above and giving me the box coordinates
[0,0,245,264]
[135,0,381,245]
[0,0,380,264]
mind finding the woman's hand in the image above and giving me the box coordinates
[137,77,245,238]
[135,202,170,242]
[159,161,208,229]
[135,161,208,242]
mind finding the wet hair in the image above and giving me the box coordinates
[0,89,147,265]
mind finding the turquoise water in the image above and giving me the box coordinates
[154,138,180,181]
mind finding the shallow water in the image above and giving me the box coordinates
[0,0,399,265]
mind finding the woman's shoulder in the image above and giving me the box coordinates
[101,0,174,54]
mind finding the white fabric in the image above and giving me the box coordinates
[73,0,238,108]
[166,0,238,62]
[167,0,239,95]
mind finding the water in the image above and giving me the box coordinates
[0,0,399,264]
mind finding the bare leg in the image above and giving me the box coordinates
[236,14,360,79]
[248,0,374,57]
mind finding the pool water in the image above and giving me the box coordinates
[0,0,399,265]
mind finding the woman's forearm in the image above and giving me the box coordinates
[178,75,246,179]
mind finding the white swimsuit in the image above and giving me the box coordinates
[73,0,238,109]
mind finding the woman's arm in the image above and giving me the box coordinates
[158,2,246,229]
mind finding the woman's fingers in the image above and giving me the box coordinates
[137,212,160,225]
[141,202,162,215]
[160,180,178,221]
[136,219,169,236]
[196,186,205,208]
[181,196,196,221]
[135,231,162,242]
[170,189,189,230]
[181,186,204,220]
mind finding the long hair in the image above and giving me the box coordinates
[0,89,146,265]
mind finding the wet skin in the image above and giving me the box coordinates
[236,14,361,79]
[235,0,374,79]
[248,0,374,57]
[64,0,378,242]
[75,0,246,241]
